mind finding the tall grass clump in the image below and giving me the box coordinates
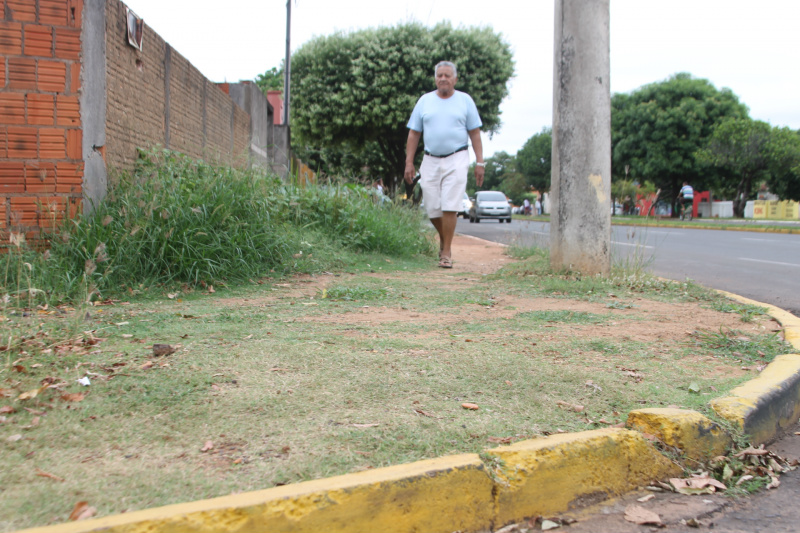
[0,149,433,306]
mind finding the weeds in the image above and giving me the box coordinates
[0,149,434,308]
[691,328,791,363]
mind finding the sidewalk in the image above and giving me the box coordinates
[14,235,800,533]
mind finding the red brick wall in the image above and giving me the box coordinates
[0,0,83,237]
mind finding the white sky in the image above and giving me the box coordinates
[123,0,800,159]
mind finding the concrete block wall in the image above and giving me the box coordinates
[0,0,84,238]
[103,0,252,175]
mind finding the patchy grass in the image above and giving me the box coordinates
[0,246,791,530]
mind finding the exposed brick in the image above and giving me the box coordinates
[27,93,56,125]
[8,57,36,90]
[0,127,6,159]
[54,28,80,60]
[24,25,53,57]
[39,0,69,26]
[6,0,36,22]
[56,94,80,126]
[38,59,67,92]
[0,162,26,194]
[66,128,81,159]
[69,62,81,92]
[40,128,66,159]
[56,161,83,194]
[9,197,42,225]
[7,127,37,159]
[0,22,24,55]
[68,0,84,29]
[0,93,26,125]
[0,59,6,89]
[25,161,57,193]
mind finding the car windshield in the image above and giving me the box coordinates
[478,191,507,202]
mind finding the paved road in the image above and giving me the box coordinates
[454,218,800,317]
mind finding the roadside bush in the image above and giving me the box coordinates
[0,149,433,306]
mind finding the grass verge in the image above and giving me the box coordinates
[0,243,791,530]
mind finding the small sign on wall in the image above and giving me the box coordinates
[126,7,144,51]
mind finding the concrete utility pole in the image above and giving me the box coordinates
[550,0,611,275]
[283,0,291,126]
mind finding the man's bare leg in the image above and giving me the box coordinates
[430,212,457,261]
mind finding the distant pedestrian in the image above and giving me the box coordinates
[535,198,542,215]
[404,61,484,268]
[677,181,694,220]
[522,198,532,215]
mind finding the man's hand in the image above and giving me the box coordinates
[475,165,485,188]
[405,130,421,185]
[404,162,416,184]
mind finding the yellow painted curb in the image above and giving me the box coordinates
[16,454,494,533]
[715,289,800,351]
[710,353,800,444]
[626,408,731,460]
[484,428,680,526]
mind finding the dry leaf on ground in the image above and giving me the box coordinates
[351,423,379,428]
[68,501,96,521]
[624,505,662,525]
[35,468,65,482]
[556,401,584,412]
[200,440,214,452]
[461,403,479,410]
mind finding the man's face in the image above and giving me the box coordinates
[435,66,457,94]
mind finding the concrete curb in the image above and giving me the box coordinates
[15,293,800,533]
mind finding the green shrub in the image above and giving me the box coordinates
[0,149,433,306]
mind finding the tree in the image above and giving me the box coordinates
[516,127,552,193]
[697,119,800,216]
[290,22,514,192]
[256,65,284,96]
[611,73,749,207]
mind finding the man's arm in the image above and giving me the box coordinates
[468,128,485,188]
[405,130,421,184]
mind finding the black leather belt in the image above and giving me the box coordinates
[424,146,468,158]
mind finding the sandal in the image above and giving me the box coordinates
[438,257,453,269]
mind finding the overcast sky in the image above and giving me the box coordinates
[123,0,800,159]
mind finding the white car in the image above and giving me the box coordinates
[469,191,512,223]
[459,192,472,218]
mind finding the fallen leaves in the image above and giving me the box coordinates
[35,468,65,482]
[461,402,479,410]
[152,344,176,356]
[670,474,727,495]
[60,392,86,402]
[200,440,214,452]
[556,400,584,412]
[351,423,379,428]
[413,408,440,418]
[69,501,96,521]
[624,504,661,525]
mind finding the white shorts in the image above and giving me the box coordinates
[419,150,469,219]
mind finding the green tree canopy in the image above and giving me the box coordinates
[611,73,749,204]
[516,127,552,193]
[697,119,800,216]
[290,22,514,191]
[256,65,284,96]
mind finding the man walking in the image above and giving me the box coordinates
[404,61,484,268]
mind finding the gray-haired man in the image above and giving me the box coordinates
[404,61,485,268]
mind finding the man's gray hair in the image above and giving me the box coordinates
[434,61,457,77]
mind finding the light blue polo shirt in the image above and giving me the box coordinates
[407,90,482,156]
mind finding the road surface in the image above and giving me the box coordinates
[454,218,800,317]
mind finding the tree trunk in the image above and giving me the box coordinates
[733,175,752,218]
